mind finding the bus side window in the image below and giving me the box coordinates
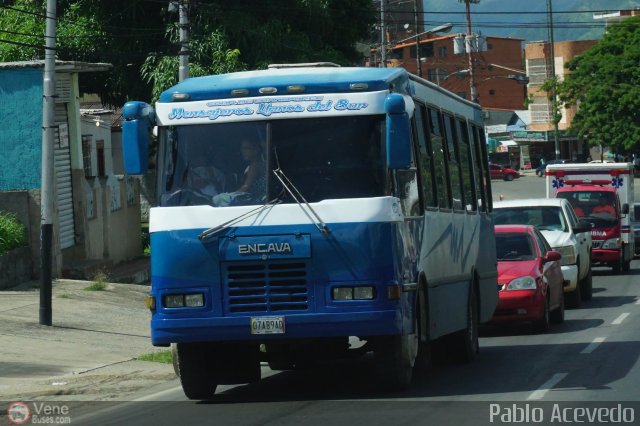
[456,118,477,212]
[427,107,452,209]
[414,103,437,208]
[442,113,464,211]
[471,125,488,212]
[395,125,421,216]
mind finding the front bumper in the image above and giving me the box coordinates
[592,248,621,264]
[490,289,545,323]
[150,310,401,346]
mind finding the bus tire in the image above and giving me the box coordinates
[175,342,217,400]
[414,285,432,375]
[375,327,418,391]
[448,283,479,363]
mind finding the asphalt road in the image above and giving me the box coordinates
[77,175,640,426]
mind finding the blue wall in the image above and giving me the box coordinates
[0,69,43,190]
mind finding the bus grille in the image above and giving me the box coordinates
[592,240,603,249]
[223,262,309,314]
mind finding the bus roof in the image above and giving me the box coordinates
[159,66,409,102]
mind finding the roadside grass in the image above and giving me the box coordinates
[57,293,72,299]
[84,270,110,291]
[0,211,27,255]
[137,350,172,364]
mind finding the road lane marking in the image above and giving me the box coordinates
[580,337,606,354]
[612,313,630,325]
[527,373,568,401]
[635,298,640,305]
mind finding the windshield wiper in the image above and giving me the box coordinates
[198,197,282,241]
[272,167,329,235]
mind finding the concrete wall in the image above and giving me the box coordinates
[0,190,63,279]
[0,246,33,289]
[0,69,42,190]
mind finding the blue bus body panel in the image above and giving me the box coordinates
[158,67,409,102]
[149,221,416,345]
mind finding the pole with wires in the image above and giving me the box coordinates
[178,0,189,81]
[380,0,387,67]
[40,0,56,326]
[547,0,560,160]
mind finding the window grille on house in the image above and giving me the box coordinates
[527,58,550,85]
[529,97,552,122]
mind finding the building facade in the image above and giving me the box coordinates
[0,61,142,280]
[378,34,526,110]
[524,40,598,162]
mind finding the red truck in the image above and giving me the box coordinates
[546,163,635,273]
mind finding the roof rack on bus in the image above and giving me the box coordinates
[268,62,341,69]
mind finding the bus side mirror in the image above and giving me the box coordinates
[385,94,411,169]
[622,203,629,215]
[122,101,154,175]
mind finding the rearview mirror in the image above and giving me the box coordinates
[385,94,411,170]
[622,203,629,215]
[573,220,592,234]
[544,250,562,263]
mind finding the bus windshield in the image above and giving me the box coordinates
[557,191,618,226]
[158,115,387,207]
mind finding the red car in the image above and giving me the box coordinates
[489,163,520,181]
[491,225,565,332]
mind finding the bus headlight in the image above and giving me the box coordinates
[332,286,376,300]
[554,245,576,265]
[163,293,205,308]
[602,238,622,249]
[506,276,537,290]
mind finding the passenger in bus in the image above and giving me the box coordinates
[236,138,266,196]
[212,138,266,206]
[187,165,225,198]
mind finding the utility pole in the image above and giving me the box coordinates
[380,0,387,67]
[414,0,421,77]
[40,0,57,326]
[547,0,560,159]
[463,0,479,103]
[178,0,189,81]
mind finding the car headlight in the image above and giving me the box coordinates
[553,245,576,265]
[506,276,537,290]
[602,238,622,249]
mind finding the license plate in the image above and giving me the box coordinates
[250,316,285,335]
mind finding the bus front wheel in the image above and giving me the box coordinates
[174,342,217,400]
[375,325,418,390]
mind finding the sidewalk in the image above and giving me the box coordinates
[0,279,174,401]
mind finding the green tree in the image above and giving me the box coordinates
[0,0,376,106]
[556,16,640,152]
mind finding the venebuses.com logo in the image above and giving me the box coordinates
[7,402,31,424]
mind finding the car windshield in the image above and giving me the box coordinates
[157,115,387,207]
[495,233,536,261]
[556,191,618,226]
[494,206,567,232]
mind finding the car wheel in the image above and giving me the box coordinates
[533,296,551,332]
[505,174,515,181]
[550,290,565,324]
[580,268,593,301]
[566,279,581,309]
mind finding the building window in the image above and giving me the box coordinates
[489,89,496,96]
[527,58,550,85]
[487,43,493,50]
[488,65,494,71]
[411,42,434,59]
[438,46,447,57]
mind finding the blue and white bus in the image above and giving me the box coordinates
[123,63,498,399]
